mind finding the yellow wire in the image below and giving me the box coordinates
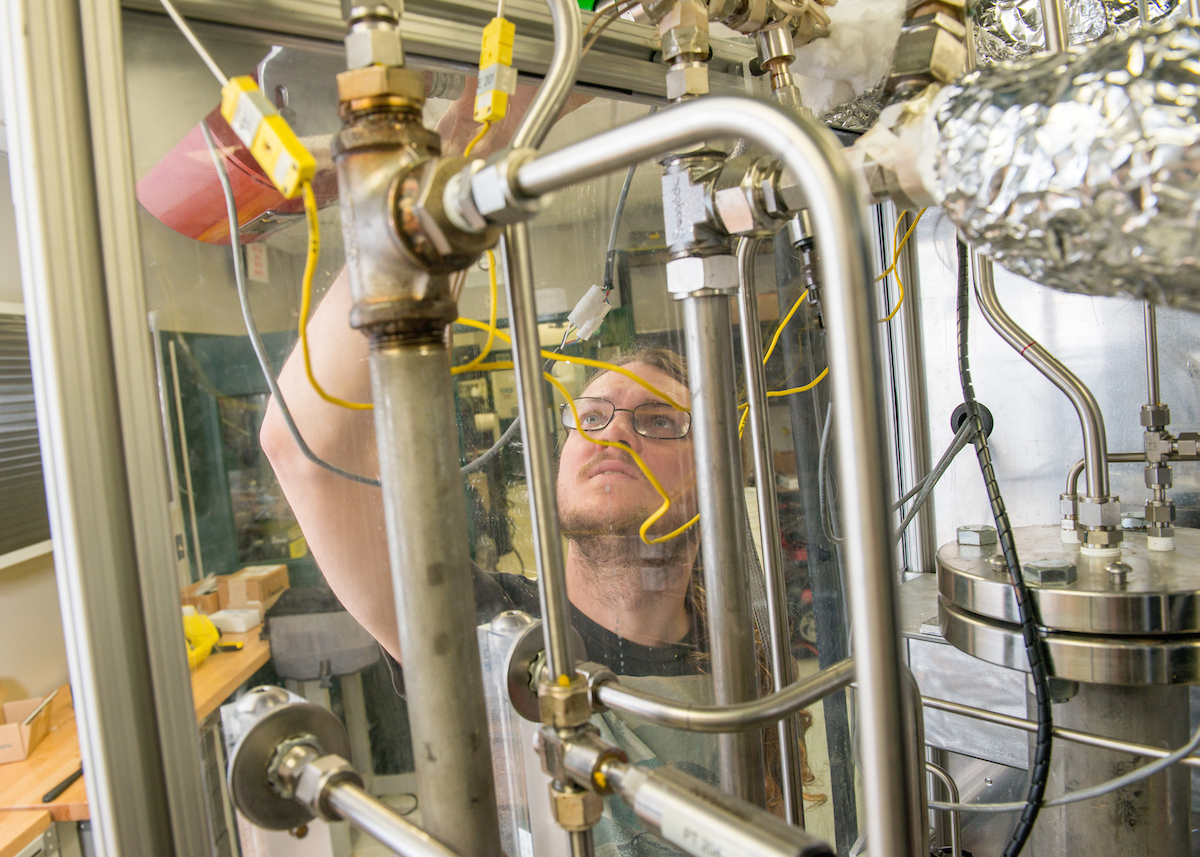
[877,208,926,323]
[763,288,809,367]
[299,181,373,410]
[463,121,492,157]
[452,317,690,412]
[455,250,499,374]
[737,367,829,435]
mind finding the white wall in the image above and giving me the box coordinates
[0,151,71,701]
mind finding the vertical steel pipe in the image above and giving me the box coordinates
[513,97,919,857]
[1192,0,1200,18]
[369,340,503,857]
[972,254,1111,500]
[925,763,961,857]
[681,291,767,806]
[1039,0,1068,53]
[1145,303,1161,405]
[502,223,576,681]
[736,238,805,824]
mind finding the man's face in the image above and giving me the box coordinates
[557,362,697,538]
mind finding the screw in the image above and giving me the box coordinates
[958,525,999,546]
[1023,558,1076,586]
[1105,561,1132,582]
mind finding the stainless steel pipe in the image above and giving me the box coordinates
[512,97,917,857]
[971,253,1111,500]
[501,224,576,681]
[1145,303,1161,405]
[922,694,1200,770]
[681,292,767,806]
[1038,0,1068,53]
[1065,452,1145,496]
[369,342,503,856]
[510,0,580,149]
[326,780,458,857]
[737,237,805,824]
[596,657,856,732]
[925,763,961,857]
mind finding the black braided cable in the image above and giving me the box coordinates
[956,240,1053,857]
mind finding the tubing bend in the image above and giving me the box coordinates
[736,238,805,825]
[971,253,1111,500]
[510,0,581,149]
[369,340,502,857]
[502,223,575,681]
[681,292,767,807]
[514,96,917,857]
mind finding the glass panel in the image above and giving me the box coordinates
[123,10,856,854]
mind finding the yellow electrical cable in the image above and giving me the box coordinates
[762,288,809,367]
[299,182,373,410]
[455,250,499,374]
[463,121,492,157]
[737,366,829,435]
[877,208,926,322]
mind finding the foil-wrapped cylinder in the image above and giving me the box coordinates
[971,0,1176,63]
[925,21,1200,310]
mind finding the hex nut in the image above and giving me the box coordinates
[573,661,617,712]
[1121,510,1147,529]
[714,186,757,235]
[1082,527,1123,548]
[1177,432,1200,459]
[1059,493,1078,517]
[661,26,709,61]
[1023,558,1076,587]
[336,66,423,104]
[344,21,404,70]
[658,0,709,31]
[666,63,709,100]
[1077,498,1122,528]
[539,677,592,729]
[957,525,998,547]
[772,168,806,215]
[665,255,739,296]
[1145,464,1173,487]
[887,12,967,88]
[293,755,361,818]
[549,785,604,832]
[1145,500,1176,524]
[1140,404,1170,428]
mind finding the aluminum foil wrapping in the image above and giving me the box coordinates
[973,0,1177,64]
[927,22,1200,310]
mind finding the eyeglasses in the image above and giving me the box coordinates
[560,397,692,440]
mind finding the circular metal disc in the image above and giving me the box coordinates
[504,620,587,722]
[939,595,1200,686]
[227,702,353,830]
[937,525,1200,635]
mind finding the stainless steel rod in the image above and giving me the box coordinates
[1039,0,1068,53]
[1192,0,1200,18]
[369,341,502,856]
[596,657,856,732]
[925,763,961,857]
[736,237,805,825]
[1145,303,1161,406]
[901,669,929,857]
[972,252,1111,500]
[327,780,458,857]
[510,0,580,149]
[502,223,575,681]
[569,830,596,857]
[922,694,1200,769]
[513,96,917,857]
[1066,453,1147,496]
[682,292,766,806]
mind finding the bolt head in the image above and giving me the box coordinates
[336,66,423,104]
[665,63,709,100]
[548,786,603,831]
[1023,558,1076,587]
[1077,497,1122,528]
[665,255,738,296]
[957,525,998,546]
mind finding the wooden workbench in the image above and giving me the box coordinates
[0,631,271,829]
[0,810,51,857]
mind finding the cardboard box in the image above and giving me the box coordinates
[218,564,289,615]
[0,693,54,765]
[181,577,221,614]
[209,608,262,634]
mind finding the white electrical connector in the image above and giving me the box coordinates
[568,286,612,342]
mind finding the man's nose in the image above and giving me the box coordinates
[595,409,641,448]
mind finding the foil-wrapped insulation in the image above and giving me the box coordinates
[926,22,1200,310]
[973,0,1177,64]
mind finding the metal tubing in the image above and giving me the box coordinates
[1145,303,1161,405]
[502,223,575,681]
[1039,0,1068,53]
[514,96,917,857]
[510,0,580,149]
[972,253,1111,500]
[369,342,502,857]
[595,657,856,732]
[681,292,766,805]
[1192,0,1200,18]
[569,830,597,857]
[922,694,1200,770]
[925,763,961,857]
[326,781,458,857]
[901,670,929,857]
[736,237,805,824]
[1066,453,1147,496]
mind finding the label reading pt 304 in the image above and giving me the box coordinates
[661,813,743,857]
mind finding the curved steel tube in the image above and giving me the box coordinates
[736,237,805,823]
[971,253,1111,499]
[925,763,961,857]
[510,0,581,150]
[1065,453,1145,496]
[596,657,855,733]
[514,97,917,857]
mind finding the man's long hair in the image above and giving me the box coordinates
[580,345,825,814]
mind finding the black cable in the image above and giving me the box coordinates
[200,122,380,489]
[956,239,1052,857]
[602,106,656,296]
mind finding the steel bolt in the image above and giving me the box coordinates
[1023,558,1076,587]
[957,525,998,546]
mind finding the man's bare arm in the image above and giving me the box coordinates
[259,269,402,661]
